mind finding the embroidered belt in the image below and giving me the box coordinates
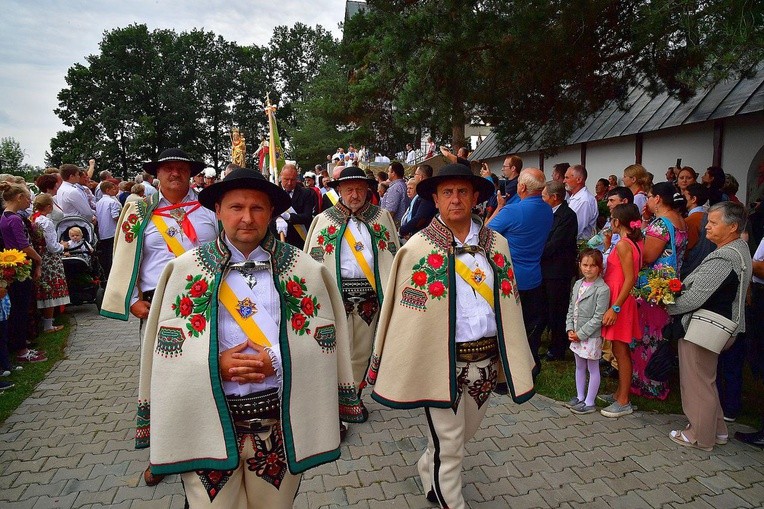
[456,336,499,363]
[226,388,280,421]
[341,278,375,302]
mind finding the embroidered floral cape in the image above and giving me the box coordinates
[304,201,400,310]
[100,193,160,320]
[136,232,364,475]
[366,217,535,408]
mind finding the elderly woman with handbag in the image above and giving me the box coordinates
[667,202,752,451]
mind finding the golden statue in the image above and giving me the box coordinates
[231,127,246,167]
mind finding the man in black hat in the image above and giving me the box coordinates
[366,164,535,508]
[100,147,219,485]
[136,168,363,508]
[304,166,400,419]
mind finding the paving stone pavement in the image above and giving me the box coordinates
[2,304,764,508]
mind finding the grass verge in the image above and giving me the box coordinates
[0,315,71,424]
[535,347,763,428]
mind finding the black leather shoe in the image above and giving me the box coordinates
[735,430,764,448]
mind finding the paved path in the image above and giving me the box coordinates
[2,305,764,508]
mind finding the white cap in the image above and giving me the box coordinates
[303,172,316,180]
[203,168,217,178]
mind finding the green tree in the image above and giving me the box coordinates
[340,0,764,152]
[0,137,26,173]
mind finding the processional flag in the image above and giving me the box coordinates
[264,95,285,182]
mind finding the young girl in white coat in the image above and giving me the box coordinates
[564,249,611,414]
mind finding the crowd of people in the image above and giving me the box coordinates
[4,142,764,508]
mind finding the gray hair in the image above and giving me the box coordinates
[544,180,566,201]
[99,170,112,180]
[708,201,747,233]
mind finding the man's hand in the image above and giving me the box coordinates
[130,300,151,320]
[220,341,275,383]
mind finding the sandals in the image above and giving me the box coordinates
[143,466,165,486]
[669,430,713,452]
[43,325,64,334]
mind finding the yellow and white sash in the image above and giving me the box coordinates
[454,257,494,309]
[342,221,376,292]
[287,206,308,241]
[151,222,273,347]
[325,189,339,206]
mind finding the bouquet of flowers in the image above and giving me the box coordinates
[632,263,682,307]
[0,249,33,288]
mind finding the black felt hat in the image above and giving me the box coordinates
[198,167,291,216]
[416,163,495,202]
[328,166,377,189]
[142,148,206,177]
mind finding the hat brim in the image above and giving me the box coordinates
[417,174,495,203]
[198,172,292,216]
[143,160,206,177]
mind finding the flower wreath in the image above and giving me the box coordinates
[410,251,448,299]
[121,213,141,243]
[281,276,321,335]
[171,274,213,337]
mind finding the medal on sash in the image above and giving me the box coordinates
[471,267,486,285]
[236,297,258,318]
[166,226,179,238]
[354,241,364,252]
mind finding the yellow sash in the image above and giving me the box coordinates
[151,215,271,347]
[326,189,339,205]
[151,214,186,257]
[218,283,271,348]
[286,207,308,241]
[454,257,494,309]
[342,226,377,292]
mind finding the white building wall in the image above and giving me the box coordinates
[641,124,713,181]
[584,137,637,184]
[544,147,580,175]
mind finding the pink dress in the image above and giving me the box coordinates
[601,238,642,343]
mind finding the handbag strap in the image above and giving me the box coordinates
[729,245,747,326]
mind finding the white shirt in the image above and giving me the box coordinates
[567,186,598,240]
[405,149,416,165]
[218,238,282,396]
[452,219,498,343]
[95,195,122,240]
[35,215,63,254]
[77,183,97,213]
[134,189,218,300]
[143,182,158,196]
[339,213,374,280]
[57,181,94,220]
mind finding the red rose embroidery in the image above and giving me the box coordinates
[327,225,337,235]
[493,253,505,268]
[286,280,303,298]
[501,280,512,296]
[373,224,381,232]
[186,275,193,281]
[429,281,445,297]
[385,231,390,240]
[124,233,134,243]
[507,268,514,280]
[179,297,193,317]
[190,314,206,332]
[379,241,387,250]
[122,222,130,233]
[412,271,427,287]
[189,279,208,298]
[427,253,444,269]
[317,235,325,245]
[326,244,334,254]
[300,297,314,316]
[292,313,306,331]
[128,214,138,223]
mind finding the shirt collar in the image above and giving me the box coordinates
[223,234,270,263]
[552,203,561,213]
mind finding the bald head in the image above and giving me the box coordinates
[332,165,345,179]
[518,168,546,198]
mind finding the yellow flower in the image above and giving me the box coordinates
[0,249,27,267]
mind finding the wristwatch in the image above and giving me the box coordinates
[612,305,621,313]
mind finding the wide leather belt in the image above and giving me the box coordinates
[456,336,499,363]
[226,388,280,421]
[341,278,375,303]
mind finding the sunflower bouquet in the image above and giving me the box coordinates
[0,249,33,288]
[632,263,682,308]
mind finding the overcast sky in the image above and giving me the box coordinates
[0,0,347,168]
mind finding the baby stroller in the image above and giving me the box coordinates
[57,216,104,307]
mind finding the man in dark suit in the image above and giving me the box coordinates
[540,180,579,361]
[272,163,315,249]
[400,164,437,239]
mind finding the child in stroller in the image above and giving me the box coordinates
[64,227,94,263]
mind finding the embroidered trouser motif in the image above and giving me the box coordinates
[418,356,498,509]
[347,302,380,385]
[181,424,300,509]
